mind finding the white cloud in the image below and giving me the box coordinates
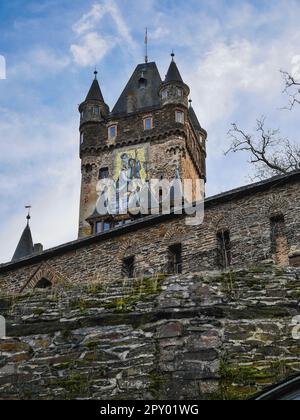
[0,55,6,79]
[10,48,70,80]
[70,32,113,66]
[72,3,106,36]
[70,0,136,67]
[291,55,300,79]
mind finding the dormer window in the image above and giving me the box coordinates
[108,124,117,140]
[143,116,153,130]
[175,110,185,124]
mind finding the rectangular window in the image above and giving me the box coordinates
[122,256,135,278]
[99,167,109,179]
[143,116,153,130]
[80,133,84,145]
[175,110,185,124]
[177,87,183,97]
[94,106,100,115]
[162,89,168,100]
[108,125,117,140]
[103,222,110,232]
[95,222,102,234]
[168,244,182,274]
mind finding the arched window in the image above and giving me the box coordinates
[122,256,135,278]
[138,76,147,89]
[217,230,232,270]
[35,278,52,289]
[168,244,182,274]
[270,214,289,266]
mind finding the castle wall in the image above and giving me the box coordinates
[0,175,299,294]
[0,267,299,400]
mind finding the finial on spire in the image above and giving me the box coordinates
[25,205,32,225]
[189,99,192,107]
[171,50,175,61]
[94,68,98,79]
[145,28,148,63]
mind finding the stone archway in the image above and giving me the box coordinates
[35,278,52,289]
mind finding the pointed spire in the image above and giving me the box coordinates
[188,100,202,131]
[12,207,34,262]
[165,52,184,84]
[85,70,104,102]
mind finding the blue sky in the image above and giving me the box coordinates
[0,0,299,262]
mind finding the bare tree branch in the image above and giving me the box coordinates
[281,70,300,110]
[226,118,300,180]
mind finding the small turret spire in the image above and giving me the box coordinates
[12,207,34,262]
[165,53,184,84]
[25,205,31,225]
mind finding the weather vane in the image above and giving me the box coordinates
[145,28,148,64]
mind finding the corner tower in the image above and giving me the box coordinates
[78,71,110,237]
[78,56,207,238]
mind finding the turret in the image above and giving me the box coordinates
[159,53,190,108]
[78,71,110,238]
[78,71,110,152]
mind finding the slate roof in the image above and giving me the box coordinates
[12,223,34,262]
[85,78,104,102]
[111,62,162,115]
[189,105,202,131]
[164,59,184,84]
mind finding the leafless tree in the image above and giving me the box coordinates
[281,70,300,110]
[226,117,300,180]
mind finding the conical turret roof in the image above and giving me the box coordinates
[12,223,34,262]
[85,77,105,102]
[165,55,184,84]
[189,104,202,131]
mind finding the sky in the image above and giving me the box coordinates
[0,0,299,263]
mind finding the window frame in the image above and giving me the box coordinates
[108,124,118,140]
[176,87,183,97]
[94,105,100,116]
[175,110,185,124]
[162,89,168,100]
[143,115,153,131]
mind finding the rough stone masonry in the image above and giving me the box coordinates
[0,265,300,400]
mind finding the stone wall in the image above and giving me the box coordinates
[0,173,299,294]
[0,266,299,400]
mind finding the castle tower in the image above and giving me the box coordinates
[78,71,110,237]
[78,55,207,238]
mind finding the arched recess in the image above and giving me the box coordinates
[163,225,188,245]
[117,239,138,260]
[20,263,63,293]
[35,278,52,289]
